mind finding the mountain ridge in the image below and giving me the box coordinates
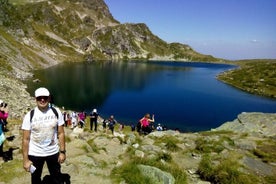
[0,0,221,80]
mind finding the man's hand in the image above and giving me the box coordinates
[23,159,33,172]
[58,152,66,164]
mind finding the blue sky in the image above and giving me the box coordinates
[104,0,276,60]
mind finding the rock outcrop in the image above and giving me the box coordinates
[214,112,276,137]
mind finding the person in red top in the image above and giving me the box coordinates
[0,100,9,131]
[139,113,154,135]
[78,111,86,128]
[0,100,9,158]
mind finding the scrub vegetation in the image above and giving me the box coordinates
[197,154,256,184]
[194,133,276,184]
[218,59,276,98]
[111,153,187,184]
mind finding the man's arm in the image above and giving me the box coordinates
[58,125,66,163]
[22,130,32,172]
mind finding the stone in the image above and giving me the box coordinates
[138,164,175,184]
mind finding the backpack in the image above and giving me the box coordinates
[30,106,59,122]
[108,120,115,128]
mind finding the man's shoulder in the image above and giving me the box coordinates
[51,106,62,113]
[50,106,62,118]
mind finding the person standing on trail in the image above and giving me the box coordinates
[89,108,99,132]
[21,87,66,184]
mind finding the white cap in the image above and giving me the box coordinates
[93,109,97,113]
[35,87,50,97]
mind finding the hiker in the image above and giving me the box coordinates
[70,111,78,129]
[21,87,66,184]
[0,100,8,158]
[156,123,163,131]
[107,115,117,135]
[66,112,71,127]
[0,125,4,159]
[63,111,69,127]
[78,111,86,128]
[139,113,155,135]
[102,119,108,133]
[136,121,142,134]
[0,100,9,132]
[119,123,124,132]
[131,124,135,131]
[89,109,99,131]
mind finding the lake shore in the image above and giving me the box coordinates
[217,59,276,99]
[1,111,275,184]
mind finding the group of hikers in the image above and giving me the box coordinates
[62,108,167,136]
[62,109,119,135]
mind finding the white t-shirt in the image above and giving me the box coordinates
[21,106,64,156]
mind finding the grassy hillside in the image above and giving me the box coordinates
[218,59,276,98]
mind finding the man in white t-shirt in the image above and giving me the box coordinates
[22,87,66,184]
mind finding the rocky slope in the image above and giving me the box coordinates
[1,112,275,184]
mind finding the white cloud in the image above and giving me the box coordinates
[250,39,259,43]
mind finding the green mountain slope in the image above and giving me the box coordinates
[0,0,221,78]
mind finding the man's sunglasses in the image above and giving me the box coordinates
[36,96,49,101]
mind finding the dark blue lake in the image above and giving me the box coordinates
[25,61,276,132]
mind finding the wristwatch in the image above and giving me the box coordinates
[60,150,66,154]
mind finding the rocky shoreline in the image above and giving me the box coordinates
[1,111,275,183]
[0,73,36,119]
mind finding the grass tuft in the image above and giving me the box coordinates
[198,154,259,184]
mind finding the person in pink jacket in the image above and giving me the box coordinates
[0,100,9,157]
[139,113,154,135]
[78,111,86,128]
